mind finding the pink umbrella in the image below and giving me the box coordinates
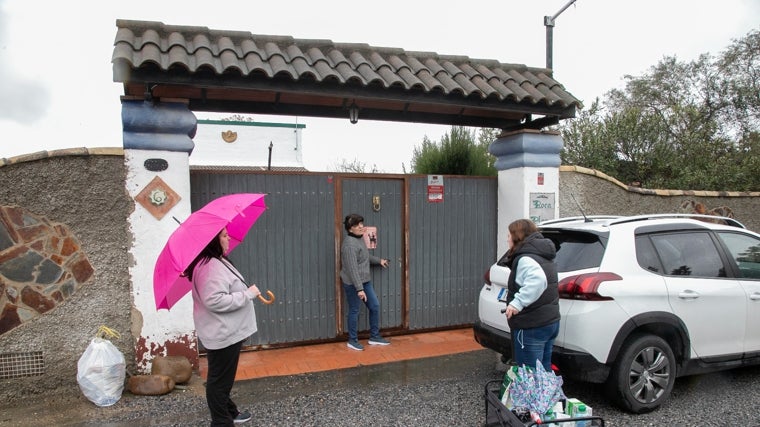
[153,193,272,310]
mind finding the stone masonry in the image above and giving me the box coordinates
[0,205,93,335]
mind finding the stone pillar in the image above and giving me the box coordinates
[121,99,199,372]
[489,130,562,257]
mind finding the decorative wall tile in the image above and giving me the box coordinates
[134,175,181,220]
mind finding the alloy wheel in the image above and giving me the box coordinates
[628,345,671,404]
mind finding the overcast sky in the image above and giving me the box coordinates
[0,0,757,172]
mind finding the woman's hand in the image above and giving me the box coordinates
[380,258,389,268]
[247,284,261,298]
[357,290,367,302]
[505,305,519,319]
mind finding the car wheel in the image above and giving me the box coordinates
[606,333,675,413]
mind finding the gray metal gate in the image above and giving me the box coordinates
[339,177,404,334]
[190,170,497,347]
[190,172,337,346]
[408,176,497,329]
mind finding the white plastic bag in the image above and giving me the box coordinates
[77,326,126,407]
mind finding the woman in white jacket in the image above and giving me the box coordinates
[185,228,261,426]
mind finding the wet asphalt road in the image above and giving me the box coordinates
[2,348,760,426]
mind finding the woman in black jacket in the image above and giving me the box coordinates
[503,219,560,371]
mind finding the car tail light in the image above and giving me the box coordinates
[557,272,622,301]
[484,269,492,286]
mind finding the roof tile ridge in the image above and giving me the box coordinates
[366,51,404,87]
[303,47,342,82]
[370,46,407,56]
[386,56,423,89]
[348,51,384,86]
[440,61,483,97]
[422,58,462,96]
[326,49,362,82]
[489,68,531,101]
[403,56,441,92]
[188,33,213,55]
[458,63,500,98]
[257,41,296,78]
[332,42,373,51]
[215,36,241,58]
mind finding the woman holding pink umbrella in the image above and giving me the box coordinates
[185,227,260,426]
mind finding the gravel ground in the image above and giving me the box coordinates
[1,349,759,426]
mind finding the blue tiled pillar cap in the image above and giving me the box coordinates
[489,130,563,170]
[122,100,197,153]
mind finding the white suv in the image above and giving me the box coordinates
[473,214,760,413]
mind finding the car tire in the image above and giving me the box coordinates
[606,333,675,414]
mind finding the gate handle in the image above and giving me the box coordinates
[257,290,275,304]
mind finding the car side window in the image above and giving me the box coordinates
[717,232,760,279]
[650,232,726,277]
[635,235,663,273]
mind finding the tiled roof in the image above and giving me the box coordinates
[113,20,582,129]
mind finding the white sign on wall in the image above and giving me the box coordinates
[427,175,444,203]
[529,192,555,224]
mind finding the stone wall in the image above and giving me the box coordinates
[0,148,133,403]
[0,206,95,333]
[559,165,760,232]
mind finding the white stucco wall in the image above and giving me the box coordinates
[496,167,559,256]
[190,120,304,167]
[125,149,195,372]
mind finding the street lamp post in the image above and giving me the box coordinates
[544,0,577,70]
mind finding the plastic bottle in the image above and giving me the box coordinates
[499,365,519,406]
[573,403,590,427]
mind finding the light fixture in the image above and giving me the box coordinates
[372,195,381,212]
[348,101,359,124]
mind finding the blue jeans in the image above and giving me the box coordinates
[511,320,560,371]
[343,281,381,341]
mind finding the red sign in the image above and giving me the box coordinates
[427,175,444,203]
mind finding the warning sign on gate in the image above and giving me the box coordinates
[427,175,444,203]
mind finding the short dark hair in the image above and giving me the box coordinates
[343,213,364,232]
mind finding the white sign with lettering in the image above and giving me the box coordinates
[529,193,555,224]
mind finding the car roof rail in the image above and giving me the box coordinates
[608,213,746,229]
[539,215,622,226]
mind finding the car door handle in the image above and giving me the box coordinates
[677,290,700,299]
[750,293,760,301]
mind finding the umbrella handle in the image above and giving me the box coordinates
[257,290,275,304]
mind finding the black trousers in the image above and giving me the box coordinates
[205,340,243,427]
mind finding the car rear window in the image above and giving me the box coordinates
[543,230,605,273]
